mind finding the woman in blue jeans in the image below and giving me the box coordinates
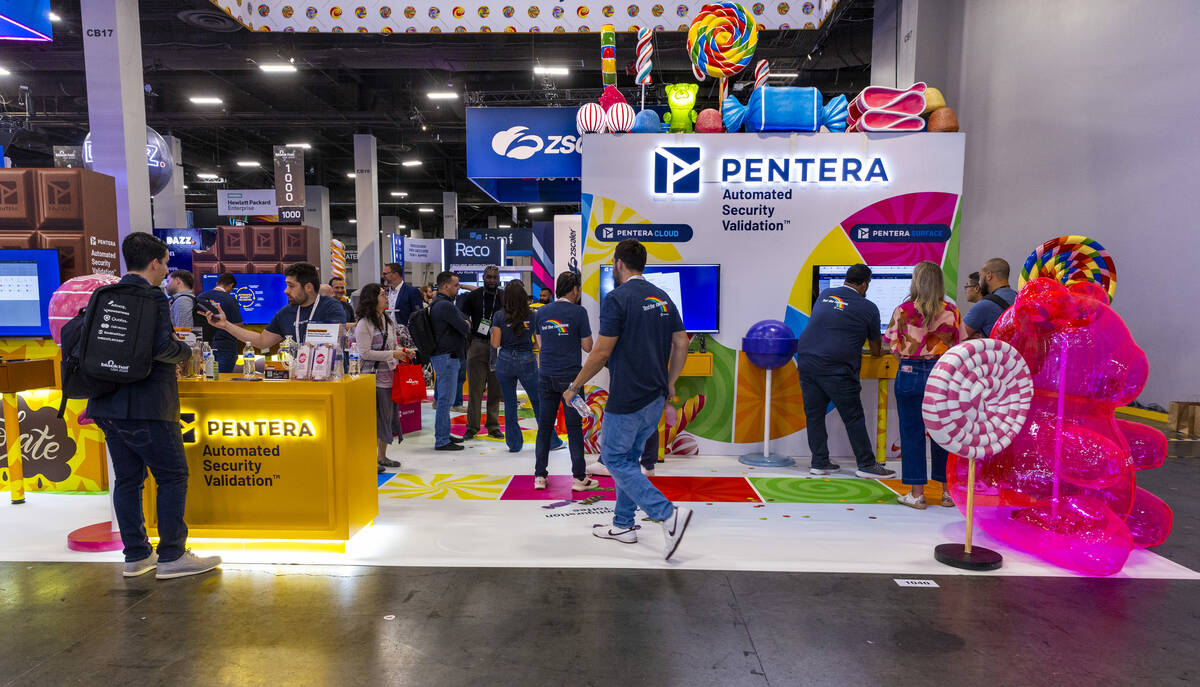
[884,261,966,509]
[490,280,562,453]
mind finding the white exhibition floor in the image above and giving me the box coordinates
[1,400,1196,581]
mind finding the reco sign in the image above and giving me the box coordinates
[456,243,491,257]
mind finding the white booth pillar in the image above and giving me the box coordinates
[353,135,381,286]
[81,0,153,264]
[151,135,186,229]
[442,191,458,239]
[304,185,332,280]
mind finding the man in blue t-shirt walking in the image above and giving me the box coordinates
[564,240,693,560]
[795,264,895,479]
[533,271,597,490]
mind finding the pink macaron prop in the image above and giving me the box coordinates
[922,338,1033,571]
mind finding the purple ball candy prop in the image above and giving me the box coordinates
[742,319,797,370]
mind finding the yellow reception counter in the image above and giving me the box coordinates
[144,375,378,551]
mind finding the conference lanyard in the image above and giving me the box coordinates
[295,294,320,343]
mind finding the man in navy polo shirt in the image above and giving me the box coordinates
[204,262,345,350]
[564,240,693,560]
[795,263,895,479]
[533,271,596,491]
[197,272,243,373]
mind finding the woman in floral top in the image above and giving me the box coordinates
[884,261,965,509]
[355,283,417,474]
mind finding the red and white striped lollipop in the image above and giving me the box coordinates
[922,339,1033,460]
[754,60,769,90]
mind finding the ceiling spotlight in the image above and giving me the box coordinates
[498,224,512,228]
[349,219,357,223]
[188,96,223,105]
[285,142,311,149]
[197,172,219,179]
[534,66,569,76]
[426,91,458,100]
[390,191,408,197]
[48,11,62,22]
[0,67,11,77]
[805,53,813,61]
[346,172,356,178]
[421,125,428,131]
[397,224,407,229]
[182,185,189,189]
[528,207,544,214]
[259,63,298,73]
[769,72,799,78]
[418,208,435,213]
[402,160,422,167]
[236,160,260,168]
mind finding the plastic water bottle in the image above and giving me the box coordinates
[348,349,361,378]
[570,394,593,419]
[202,342,216,380]
[242,341,255,377]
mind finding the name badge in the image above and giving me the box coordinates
[477,318,492,336]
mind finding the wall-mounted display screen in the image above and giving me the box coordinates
[813,264,917,333]
[201,273,288,325]
[0,249,61,337]
[598,264,721,333]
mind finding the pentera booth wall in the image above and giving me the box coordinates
[578,131,965,457]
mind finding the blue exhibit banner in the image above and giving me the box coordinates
[1,0,52,42]
[154,228,215,273]
[466,107,582,203]
[443,238,504,271]
[463,227,533,256]
[593,223,694,243]
[848,223,952,243]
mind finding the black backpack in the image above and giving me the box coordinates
[407,307,437,366]
[58,283,161,417]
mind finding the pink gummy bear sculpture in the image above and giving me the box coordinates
[947,278,1172,575]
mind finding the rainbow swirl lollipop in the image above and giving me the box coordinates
[686,2,758,79]
[1019,235,1117,302]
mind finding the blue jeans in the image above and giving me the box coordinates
[601,398,675,529]
[894,358,949,485]
[598,427,658,471]
[797,366,875,470]
[431,354,461,448]
[95,418,189,563]
[455,360,466,406]
[213,349,236,374]
[495,349,542,452]
[537,373,585,478]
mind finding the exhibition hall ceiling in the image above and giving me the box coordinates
[0,0,873,232]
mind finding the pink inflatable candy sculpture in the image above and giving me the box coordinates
[48,273,120,345]
[947,277,1172,575]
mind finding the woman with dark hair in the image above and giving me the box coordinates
[355,283,417,473]
[490,280,561,453]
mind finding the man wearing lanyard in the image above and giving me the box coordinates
[202,262,346,350]
[459,265,504,440]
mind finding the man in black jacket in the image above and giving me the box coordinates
[430,271,470,451]
[88,233,221,580]
[458,265,504,440]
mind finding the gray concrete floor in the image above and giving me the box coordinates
[1,455,1196,687]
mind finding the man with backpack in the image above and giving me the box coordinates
[965,258,1017,339]
[166,270,196,330]
[86,233,221,579]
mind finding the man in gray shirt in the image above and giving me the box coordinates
[166,270,195,330]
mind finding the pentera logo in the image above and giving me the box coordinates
[654,147,701,196]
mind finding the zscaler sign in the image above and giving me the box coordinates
[652,145,890,198]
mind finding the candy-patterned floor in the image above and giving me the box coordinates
[0,402,1195,580]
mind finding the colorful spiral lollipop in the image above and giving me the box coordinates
[601,24,617,86]
[636,27,653,85]
[753,59,768,90]
[686,2,758,80]
[1019,235,1117,302]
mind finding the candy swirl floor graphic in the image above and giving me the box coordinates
[749,476,898,504]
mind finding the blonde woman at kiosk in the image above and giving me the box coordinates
[355,283,417,474]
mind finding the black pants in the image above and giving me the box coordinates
[535,373,587,479]
[798,367,875,469]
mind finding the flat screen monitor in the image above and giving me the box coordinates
[598,264,721,333]
[812,264,916,332]
[200,273,288,325]
[0,249,61,337]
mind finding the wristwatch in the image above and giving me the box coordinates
[569,384,584,396]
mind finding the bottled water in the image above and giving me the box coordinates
[202,342,216,380]
[348,350,361,378]
[570,394,593,419]
[242,341,255,377]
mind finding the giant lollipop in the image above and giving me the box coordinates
[922,338,1033,571]
[1019,235,1116,303]
[687,2,758,113]
[600,24,617,86]
[636,27,654,109]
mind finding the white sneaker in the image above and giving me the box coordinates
[534,476,548,490]
[572,477,600,491]
[155,550,222,579]
[661,505,693,560]
[642,468,655,477]
[593,526,638,544]
[585,462,610,476]
[123,553,157,577]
